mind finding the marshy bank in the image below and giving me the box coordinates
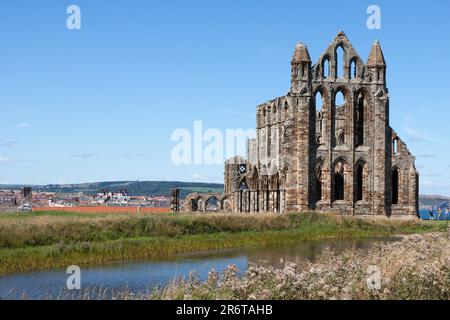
[0,237,400,299]
[4,233,448,300]
[149,232,450,300]
[0,211,446,275]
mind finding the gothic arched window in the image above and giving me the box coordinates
[338,130,345,145]
[322,57,330,79]
[316,91,324,145]
[316,166,322,202]
[333,90,346,148]
[335,45,345,79]
[334,161,345,201]
[350,59,357,79]
[335,91,345,106]
[392,168,399,205]
[393,138,399,154]
[356,164,363,201]
[355,93,365,147]
[315,91,323,111]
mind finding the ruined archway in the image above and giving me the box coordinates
[205,196,220,212]
[191,199,199,212]
[221,196,232,213]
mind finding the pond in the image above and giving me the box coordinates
[0,237,400,300]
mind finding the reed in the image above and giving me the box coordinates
[0,211,442,249]
[10,232,449,300]
[0,211,445,275]
[149,232,450,300]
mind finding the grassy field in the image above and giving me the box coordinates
[0,210,446,275]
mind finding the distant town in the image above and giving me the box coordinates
[0,187,171,210]
[0,181,225,212]
[0,178,447,214]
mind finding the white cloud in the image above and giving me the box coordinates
[17,123,31,128]
[422,180,450,187]
[213,107,253,118]
[71,153,94,158]
[193,174,202,180]
[0,156,9,162]
[262,47,280,56]
[403,125,450,146]
[0,140,16,148]
[137,153,151,158]
[416,154,437,159]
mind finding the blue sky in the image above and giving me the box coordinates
[0,0,449,195]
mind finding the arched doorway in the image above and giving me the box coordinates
[191,199,199,212]
[205,196,219,212]
[333,160,346,201]
[239,178,250,213]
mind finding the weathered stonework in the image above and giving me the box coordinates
[184,31,419,218]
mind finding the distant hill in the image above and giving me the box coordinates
[0,181,224,199]
[419,195,450,209]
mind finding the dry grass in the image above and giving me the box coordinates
[25,231,449,300]
[145,231,450,300]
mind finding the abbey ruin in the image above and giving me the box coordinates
[184,31,419,217]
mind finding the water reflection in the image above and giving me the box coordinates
[0,237,399,299]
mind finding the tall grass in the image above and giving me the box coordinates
[11,232,448,300]
[0,211,442,249]
[0,211,445,275]
[149,232,450,300]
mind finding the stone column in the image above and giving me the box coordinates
[297,95,313,211]
[373,89,389,216]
